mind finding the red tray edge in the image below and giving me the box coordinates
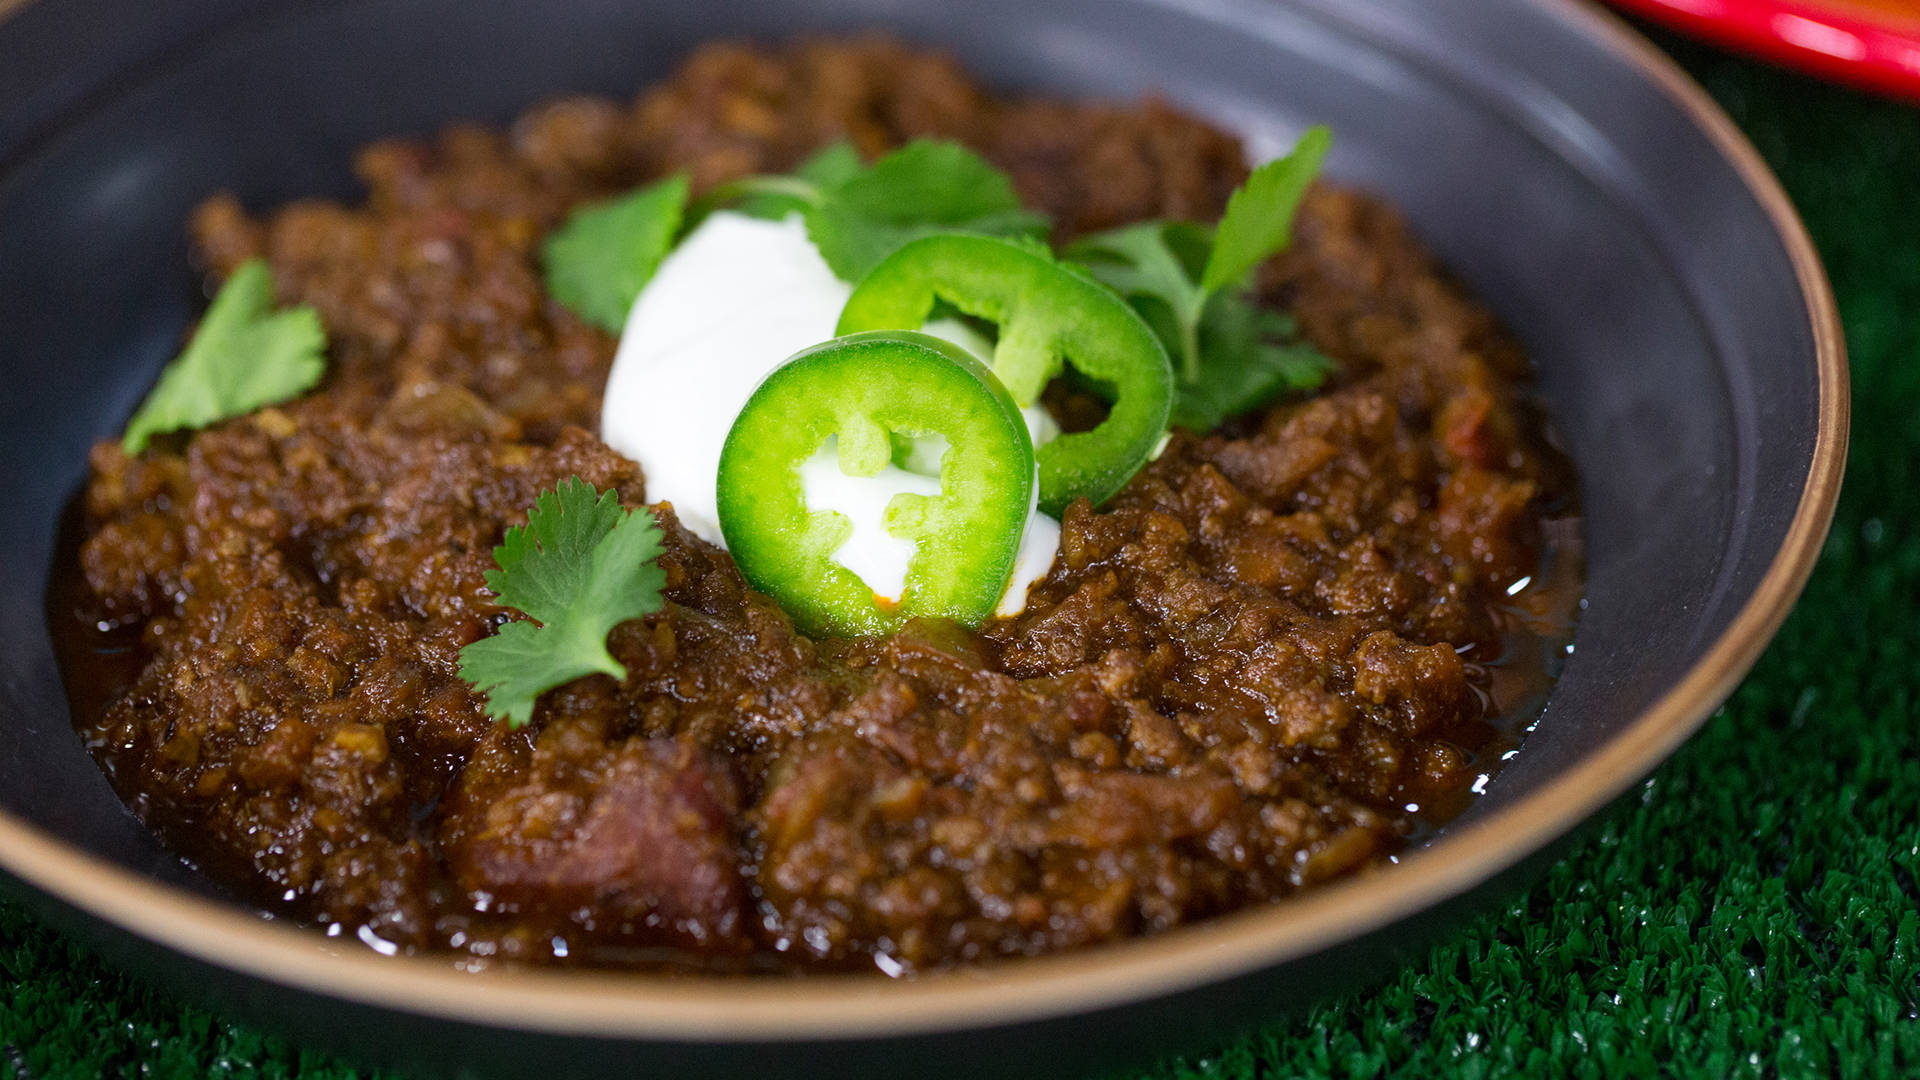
[1610,0,1920,102]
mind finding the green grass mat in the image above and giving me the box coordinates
[4,28,1917,1080]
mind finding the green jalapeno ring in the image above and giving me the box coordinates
[716,330,1036,638]
[835,233,1174,517]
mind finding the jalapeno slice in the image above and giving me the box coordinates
[716,330,1036,637]
[835,233,1174,517]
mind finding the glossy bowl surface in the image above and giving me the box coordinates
[0,0,1844,1076]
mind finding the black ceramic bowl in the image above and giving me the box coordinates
[0,0,1845,1077]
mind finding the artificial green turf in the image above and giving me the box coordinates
[3,29,1917,1080]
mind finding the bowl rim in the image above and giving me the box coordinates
[0,0,1848,1043]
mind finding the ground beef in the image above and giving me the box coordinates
[61,37,1577,974]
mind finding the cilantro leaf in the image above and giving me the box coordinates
[457,477,666,728]
[734,141,866,220]
[795,141,868,187]
[542,173,690,333]
[1170,298,1338,432]
[1065,127,1337,430]
[1067,221,1213,380]
[806,140,1050,281]
[122,259,326,454]
[1201,125,1331,292]
[686,139,1049,282]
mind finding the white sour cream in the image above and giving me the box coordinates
[600,211,1059,617]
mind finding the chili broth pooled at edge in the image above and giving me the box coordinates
[56,38,1579,975]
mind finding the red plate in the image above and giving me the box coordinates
[1609,0,1920,101]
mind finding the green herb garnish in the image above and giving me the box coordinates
[1064,220,1216,382]
[121,259,326,454]
[734,141,865,220]
[1202,127,1331,292]
[1068,126,1337,431]
[541,142,1042,328]
[1174,300,1337,433]
[457,477,666,728]
[703,139,1050,282]
[542,173,691,332]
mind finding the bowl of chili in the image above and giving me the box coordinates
[0,0,1843,1076]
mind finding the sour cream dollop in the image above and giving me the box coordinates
[600,211,1060,617]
